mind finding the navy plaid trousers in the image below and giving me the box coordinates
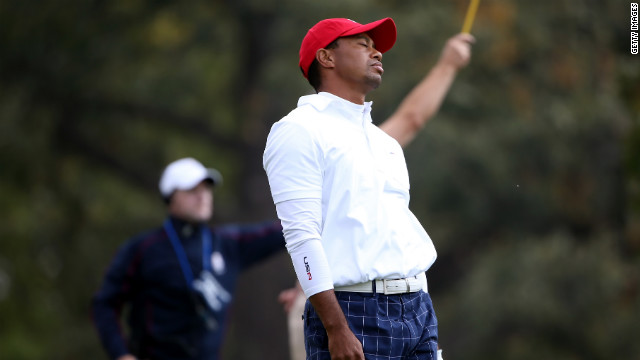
[303,289,438,360]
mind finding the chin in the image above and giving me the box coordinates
[366,76,382,90]
[190,212,212,223]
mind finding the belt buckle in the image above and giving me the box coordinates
[382,278,420,295]
[382,278,408,295]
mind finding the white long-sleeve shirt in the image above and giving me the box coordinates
[263,92,436,298]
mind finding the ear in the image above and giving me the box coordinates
[316,48,335,70]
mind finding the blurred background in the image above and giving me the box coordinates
[1,0,639,359]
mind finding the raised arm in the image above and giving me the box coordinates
[380,33,475,147]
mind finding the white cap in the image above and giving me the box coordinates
[158,157,223,197]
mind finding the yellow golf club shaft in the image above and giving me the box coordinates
[462,0,481,34]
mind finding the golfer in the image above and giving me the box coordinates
[264,17,473,359]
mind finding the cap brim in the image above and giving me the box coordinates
[342,17,397,53]
[206,168,223,187]
[173,168,223,192]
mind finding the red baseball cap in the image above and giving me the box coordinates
[298,17,397,79]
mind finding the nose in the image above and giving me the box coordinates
[372,48,382,61]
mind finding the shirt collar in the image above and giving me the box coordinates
[298,92,373,123]
[168,216,202,240]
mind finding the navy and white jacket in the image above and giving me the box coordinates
[91,217,284,360]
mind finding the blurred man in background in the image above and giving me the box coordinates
[91,157,286,360]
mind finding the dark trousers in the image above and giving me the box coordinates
[304,290,438,359]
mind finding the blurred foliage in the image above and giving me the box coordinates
[0,0,638,359]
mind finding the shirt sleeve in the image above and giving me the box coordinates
[263,120,323,204]
[264,119,333,297]
[90,240,139,360]
[276,198,333,298]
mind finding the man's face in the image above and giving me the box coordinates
[330,33,384,92]
[168,181,213,223]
